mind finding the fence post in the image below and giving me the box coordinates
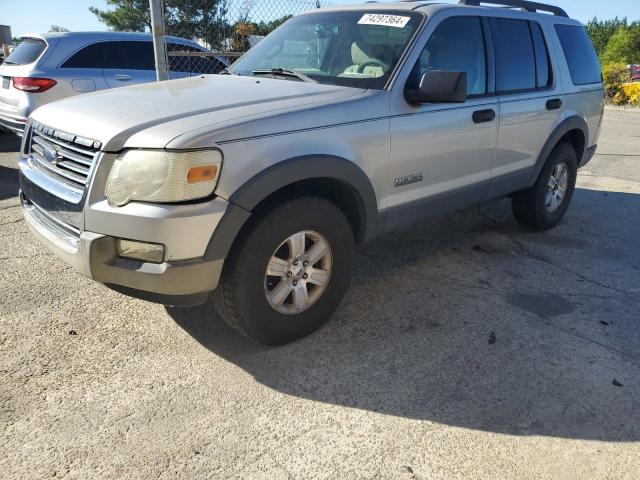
[149,0,169,81]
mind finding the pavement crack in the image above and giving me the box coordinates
[0,204,19,211]
[507,235,637,303]
[0,218,23,226]
[594,152,640,158]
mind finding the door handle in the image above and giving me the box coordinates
[546,98,562,110]
[472,109,496,124]
[114,74,132,81]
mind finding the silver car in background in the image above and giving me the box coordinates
[0,31,228,136]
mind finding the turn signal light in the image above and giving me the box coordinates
[13,77,57,93]
[187,164,218,183]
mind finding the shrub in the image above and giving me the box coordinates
[622,82,640,106]
[602,63,632,104]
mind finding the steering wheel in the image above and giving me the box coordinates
[357,59,388,74]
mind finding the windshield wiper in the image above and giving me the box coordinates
[2,60,17,65]
[251,68,318,84]
[220,68,240,76]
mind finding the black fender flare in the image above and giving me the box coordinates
[204,155,381,261]
[529,115,588,186]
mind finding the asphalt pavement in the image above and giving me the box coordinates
[1,108,639,479]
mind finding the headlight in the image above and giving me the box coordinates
[105,149,222,206]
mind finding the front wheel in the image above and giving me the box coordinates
[213,196,354,345]
[512,142,578,230]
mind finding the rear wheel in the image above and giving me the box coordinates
[512,142,577,230]
[213,196,354,345]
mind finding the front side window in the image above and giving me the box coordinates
[5,38,47,66]
[105,41,154,70]
[555,24,602,86]
[61,42,108,69]
[230,11,424,89]
[414,16,487,96]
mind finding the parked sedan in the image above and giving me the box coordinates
[0,31,228,136]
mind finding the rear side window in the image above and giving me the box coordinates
[490,18,536,92]
[5,38,47,65]
[555,25,602,85]
[416,16,487,96]
[167,43,226,74]
[104,41,154,70]
[61,42,108,69]
[530,22,552,88]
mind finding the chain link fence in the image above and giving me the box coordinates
[151,0,330,75]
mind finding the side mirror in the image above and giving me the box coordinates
[405,70,467,104]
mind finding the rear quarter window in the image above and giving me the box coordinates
[5,38,47,65]
[554,24,602,86]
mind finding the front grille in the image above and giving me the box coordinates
[26,121,101,194]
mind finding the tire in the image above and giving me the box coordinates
[512,142,578,230]
[213,196,354,345]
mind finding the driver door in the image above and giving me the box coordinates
[386,15,499,231]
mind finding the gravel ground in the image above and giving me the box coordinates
[1,108,639,479]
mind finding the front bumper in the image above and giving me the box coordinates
[20,190,225,307]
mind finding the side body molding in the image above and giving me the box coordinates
[204,155,381,261]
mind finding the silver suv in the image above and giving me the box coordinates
[19,0,604,345]
[0,32,227,136]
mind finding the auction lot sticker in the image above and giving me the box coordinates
[358,14,411,28]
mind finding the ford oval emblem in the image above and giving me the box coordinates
[42,145,61,164]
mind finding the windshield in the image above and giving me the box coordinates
[230,11,423,89]
[5,38,47,66]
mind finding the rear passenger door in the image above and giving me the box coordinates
[103,41,156,88]
[58,42,110,94]
[488,17,561,197]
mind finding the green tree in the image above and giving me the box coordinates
[164,0,229,50]
[586,17,628,57]
[602,27,635,64]
[90,0,230,50]
[49,25,70,32]
[90,0,151,32]
[628,22,640,63]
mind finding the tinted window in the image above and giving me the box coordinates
[416,16,486,95]
[530,22,552,88]
[167,43,226,74]
[189,56,226,74]
[491,18,536,92]
[105,41,154,70]
[5,39,47,65]
[61,42,108,69]
[555,25,602,85]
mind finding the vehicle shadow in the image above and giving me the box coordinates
[0,132,21,153]
[167,188,640,442]
[0,165,19,200]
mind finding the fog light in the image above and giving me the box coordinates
[116,239,165,263]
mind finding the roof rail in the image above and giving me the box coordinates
[458,0,568,17]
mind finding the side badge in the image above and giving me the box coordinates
[394,172,423,188]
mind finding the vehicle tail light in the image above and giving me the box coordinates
[13,77,57,93]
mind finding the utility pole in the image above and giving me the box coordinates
[149,0,169,81]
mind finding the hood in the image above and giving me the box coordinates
[29,75,366,151]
